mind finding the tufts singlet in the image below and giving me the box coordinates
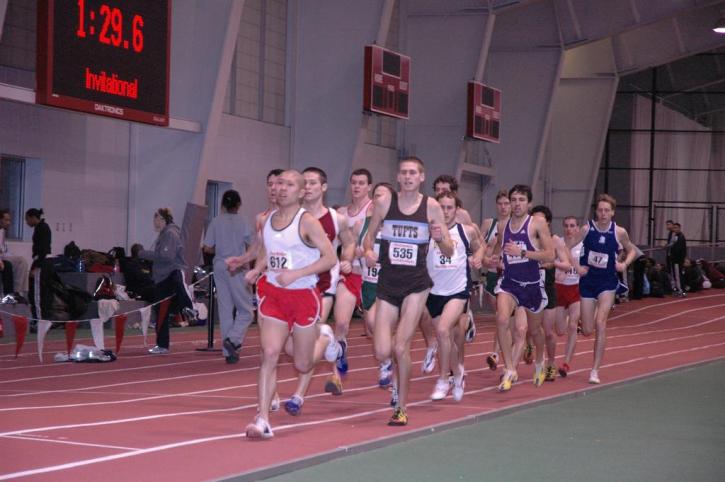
[378,192,432,288]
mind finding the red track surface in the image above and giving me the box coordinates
[1,292,725,481]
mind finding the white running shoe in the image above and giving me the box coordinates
[589,369,601,385]
[431,378,450,401]
[464,309,476,343]
[270,393,280,412]
[421,345,438,374]
[319,324,341,362]
[378,359,393,387]
[452,368,465,402]
[245,416,274,440]
[148,345,169,355]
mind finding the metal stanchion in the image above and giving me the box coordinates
[196,272,221,352]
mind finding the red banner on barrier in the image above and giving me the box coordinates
[12,315,28,358]
[115,314,128,354]
[65,322,77,355]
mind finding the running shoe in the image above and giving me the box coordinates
[545,365,556,382]
[336,339,349,375]
[148,345,169,355]
[464,309,476,343]
[320,324,341,362]
[431,378,450,401]
[558,362,570,378]
[245,416,274,440]
[421,345,438,374]
[588,369,601,385]
[498,370,517,392]
[270,393,280,412]
[523,343,534,364]
[388,407,408,426]
[390,383,399,407]
[533,364,546,387]
[378,360,393,388]
[486,352,499,371]
[284,395,304,416]
[223,337,240,364]
[452,370,465,402]
[324,374,344,396]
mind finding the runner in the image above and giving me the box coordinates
[530,205,572,382]
[363,156,453,426]
[238,170,337,439]
[426,191,484,402]
[358,182,395,388]
[490,185,554,392]
[333,168,373,372]
[481,189,510,370]
[283,167,355,414]
[555,215,583,378]
[574,194,638,384]
[431,175,480,365]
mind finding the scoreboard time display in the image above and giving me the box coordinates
[37,0,171,126]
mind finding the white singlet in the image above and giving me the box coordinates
[427,223,470,296]
[263,208,320,290]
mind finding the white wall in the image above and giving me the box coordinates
[0,99,130,254]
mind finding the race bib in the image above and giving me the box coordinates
[587,250,608,269]
[505,241,529,265]
[388,242,417,266]
[363,263,380,282]
[268,251,291,270]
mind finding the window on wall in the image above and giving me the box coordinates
[0,0,37,88]
[223,0,287,125]
[0,156,26,240]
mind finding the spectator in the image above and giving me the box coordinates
[139,208,195,354]
[0,209,15,295]
[25,208,51,269]
[664,219,674,246]
[631,245,647,300]
[681,258,704,293]
[648,262,670,298]
[698,259,725,289]
[667,222,687,295]
[203,189,256,364]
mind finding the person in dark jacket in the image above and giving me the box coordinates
[667,223,687,295]
[139,208,195,354]
[25,208,51,269]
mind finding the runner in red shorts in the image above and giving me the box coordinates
[234,170,336,440]
[554,216,583,378]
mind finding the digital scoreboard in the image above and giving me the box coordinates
[363,45,410,120]
[36,0,171,126]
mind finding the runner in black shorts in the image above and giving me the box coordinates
[363,157,452,426]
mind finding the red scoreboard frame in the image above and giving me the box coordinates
[466,81,501,143]
[363,45,410,120]
[36,0,171,126]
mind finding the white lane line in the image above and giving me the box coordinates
[1,434,139,451]
[3,311,725,410]
[1,347,723,482]
[607,293,725,322]
[612,303,725,330]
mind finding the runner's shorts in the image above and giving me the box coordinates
[257,275,321,331]
[495,276,547,314]
[555,283,580,309]
[426,291,469,319]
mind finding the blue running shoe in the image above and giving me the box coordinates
[284,395,304,416]
[336,339,349,375]
[378,360,393,388]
